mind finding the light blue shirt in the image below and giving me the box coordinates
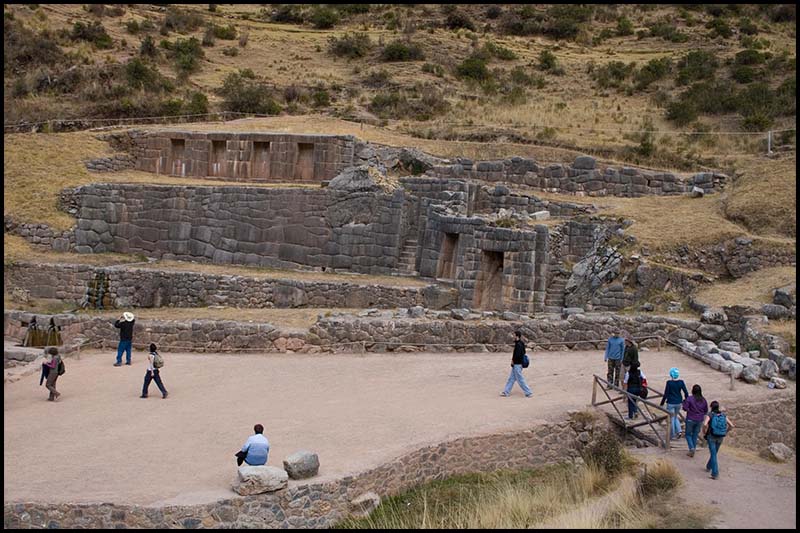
[604,336,625,361]
[241,434,270,466]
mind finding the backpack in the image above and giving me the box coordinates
[709,413,728,436]
[522,354,530,369]
[57,359,66,376]
[152,352,164,369]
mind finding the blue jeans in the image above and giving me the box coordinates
[116,340,132,364]
[667,403,682,438]
[627,386,641,419]
[706,436,723,477]
[503,365,532,396]
[685,419,702,451]
[142,369,167,397]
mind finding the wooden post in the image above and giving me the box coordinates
[592,376,597,405]
[730,371,735,391]
[665,424,670,452]
[658,336,662,351]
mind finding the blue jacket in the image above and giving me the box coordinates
[660,379,689,405]
[604,336,625,361]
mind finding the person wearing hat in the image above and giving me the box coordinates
[622,335,639,375]
[113,312,136,367]
[603,329,626,388]
[660,367,688,440]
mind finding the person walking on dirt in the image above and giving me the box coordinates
[604,330,625,387]
[43,347,63,401]
[682,384,708,457]
[236,424,270,466]
[140,343,168,399]
[501,331,532,398]
[113,312,136,367]
[660,367,689,440]
[623,361,646,419]
[703,400,734,480]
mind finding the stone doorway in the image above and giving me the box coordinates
[474,250,505,311]
[294,143,315,181]
[252,141,271,180]
[170,139,185,176]
[209,140,227,177]
[436,233,459,279]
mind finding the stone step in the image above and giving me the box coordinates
[544,306,563,313]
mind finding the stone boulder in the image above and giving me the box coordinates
[502,311,520,321]
[762,304,790,319]
[769,376,787,389]
[350,492,381,519]
[573,155,596,170]
[718,341,741,354]
[779,357,796,380]
[760,359,779,379]
[701,308,727,325]
[233,465,288,495]
[741,364,760,383]
[773,285,796,308]
[739,357,760,367]
[408,306,425,318]
[531,210,550,220]
[689,186,705,198]
[283,450,320,480]
[450,308,469,320]
[697,324,730,343]
[729,363,744,379]
[328,165,397,193]
[765,442,794,462]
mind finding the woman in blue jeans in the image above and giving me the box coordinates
[703,400,735,480]
[682,384,708,457]
[660,367,688,439]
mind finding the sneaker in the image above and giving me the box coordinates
[710,474,718,480]
[500,392,509,397]
[140,395,147,399]
[55,392,61,400]
[525,394,532,398]
[113,362,122,367]
[687,450,695,457]
[162,392,168,399]
[125,362,132,366]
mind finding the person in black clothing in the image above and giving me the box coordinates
[623,361,647,419]
[501,331,532,398]
[113,311,136,366]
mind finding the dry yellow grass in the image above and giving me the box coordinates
[693,267,796,308]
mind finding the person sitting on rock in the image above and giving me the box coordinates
[236,424,270,466]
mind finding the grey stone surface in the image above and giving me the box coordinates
[233,466,289,495]
[769,376,787,389]
[283,451,320,480]
[718,341,741,354]
[760,359,779,379]
[741,364,761,383]
[766,442,793,462]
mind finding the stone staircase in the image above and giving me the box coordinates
[544,258,568,313]
[396,237,419,276]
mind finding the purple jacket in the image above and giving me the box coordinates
[682,395,708,422]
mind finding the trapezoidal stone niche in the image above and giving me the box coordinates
[134,131,356,182]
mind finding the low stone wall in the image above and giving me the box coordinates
[4,262,453,310]
[85,153,136,172]
[725,397,796,453]
[4,216,75,252]
[658,237,796,279]
[3,419,581,529]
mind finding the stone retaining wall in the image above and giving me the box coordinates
[4,216,75,252]
[3,419,581,529]
[3,262,453,310]
[658,238,796,279]
[725,397,796,452]
[71,184,406,276]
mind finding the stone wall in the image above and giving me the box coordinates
[71,184,405,275]
[658,237,796,279]
[725,397,796,452]
[4,262,454,310]
[130,131,355,182]
[3,419,581,529]
[3,216,75,252]
[426,155,726,197]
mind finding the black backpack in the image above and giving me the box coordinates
[57,359,66,376]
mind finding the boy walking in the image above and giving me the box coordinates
[141,343,168,399]
[501,331,532,398]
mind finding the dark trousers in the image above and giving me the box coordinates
[45,372,59,400]
[142,369,167,397]
[627,385,641,418]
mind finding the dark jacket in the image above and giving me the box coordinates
[512,339,526,365]
[623,344,639,367]
[114,319,135,341]
[660,379,689,406]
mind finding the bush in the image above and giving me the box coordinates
[421,63,444,76]
[486,6,502,19]
[637,460,682,498]
[445,9,475,31]
[3,17,65,74]
[283,84,304,103]
[647,20,688,42]
[616,16,634,36]
[731,65,756,83]
[71,20,113,49]
[483,41,517,60]
[676,50,719,85]
[510,66,545,88]
[328,32,371,59]
[238,32,249,48]
[336,4,370,15]
[738,17,758,35]
[766,4,795,23]
[582,430,624,475]
[166,37,204,74]
[163,6,203,33]
[202,27,215,47]
[271,4,306,24]
[706,17,733,39]
[126,20,141,34]
[212,24,237,40]
[311,87,330,107]
[139,35,158,58]
[538,49,558,71]
[592,60,635,89]
[311,6,339,29]
[369,91,406,118]
[545,4,594,39]
[381,40,424,61]
[456,56,490,81]
[218,71,281,115]
[735,49,766,65]
[185,91,209,115]
[125,58,169,92]
[634,57,672,90]
[222,46,238,57]
[362,68,392,88]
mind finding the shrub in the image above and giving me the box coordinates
[735,49,766,65]
[676,50,719,85]
[71,20,113,49]
[647,20,688,42]
[202,27,215,47]
[634,57,672,90]
[311,6,339,29]
[208,4,217,12]
[486,6,502,19]
[582,430,624,475]
[311,87,330,107]
[165,37,204,74]
[222,46,238,57]
[212,24,237,40]
[731,65,756,84]
[510,67,545,88]
[125,57,169,91]
[218,71,281,115]
[336,4,370,15]
[271,4,306,24]
[637,460,682,498]
[738,17,758,35]
[592,61,635,89]
[456,56,490,81]
[545,4,594,39]
[616,16,634,36]
[381,40,424,61]
[3,17,65,74]
[283,84,303,103]
[328,32,371,59]
[665,100,697,126]
[369,91,406,117]
[362,68,392,88]
[483,41,517,60]
[163,6,203,33]
[238,32,248,48]
[445,9,475,31]
[421,63,444,76]
[538,49,558,71]
[184,91,209,115]
[139,35,158,58]
[126,20,141,34]
[766,4,795,23]
[706,17,733,39]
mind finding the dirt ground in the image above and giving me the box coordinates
[3,348,795,513]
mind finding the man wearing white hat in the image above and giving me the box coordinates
[113,312,136,367]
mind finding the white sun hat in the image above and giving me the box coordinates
[123,312,135,322]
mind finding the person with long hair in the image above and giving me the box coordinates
[660,367,688,440]
[703,400,735,480]
[682,384,708,457]
[623,361,646,420]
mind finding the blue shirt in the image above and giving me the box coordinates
[241,434,270,466]
[604,336,625,361]
[660,379,689,406]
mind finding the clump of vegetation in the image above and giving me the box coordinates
[125,58,172,92]
[675,50,719,85]
[369,85,449,120]
[70,20,113,49]
[634,57,672,90]
[646,19,688,43]
[218,70,281,115]
[422,63,445,77]
[362,69,393,88]
[483,41,517,60]
[3,16,65,75]
[500,4,594,40]
[381,40,425,62]
[538,49,563,74]
[636,460,682,498]
[211,23,237,40]
[456,56,490,81]
[328,32,372,59]
[162,6,203,34]
[162,37,204,75]
[222,46,238,57]
[311,87,330,108]
[510,67,545,88]
[582,430,624,475]
[706,17,733,39]
[616,15,635,36]
[444,7,475,31]
[592,61,635,89]
[310,6,339,29]
[139,35,158,58]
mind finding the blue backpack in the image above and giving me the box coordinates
[709,413,728,436]
[522,354,530,369]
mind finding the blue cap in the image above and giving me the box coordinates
[669,367,679,379]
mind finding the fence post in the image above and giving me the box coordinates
[658,337,662,352]
[767,130,773,155]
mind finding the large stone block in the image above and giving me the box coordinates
[233,465,288,495]
[282,450,320,480]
